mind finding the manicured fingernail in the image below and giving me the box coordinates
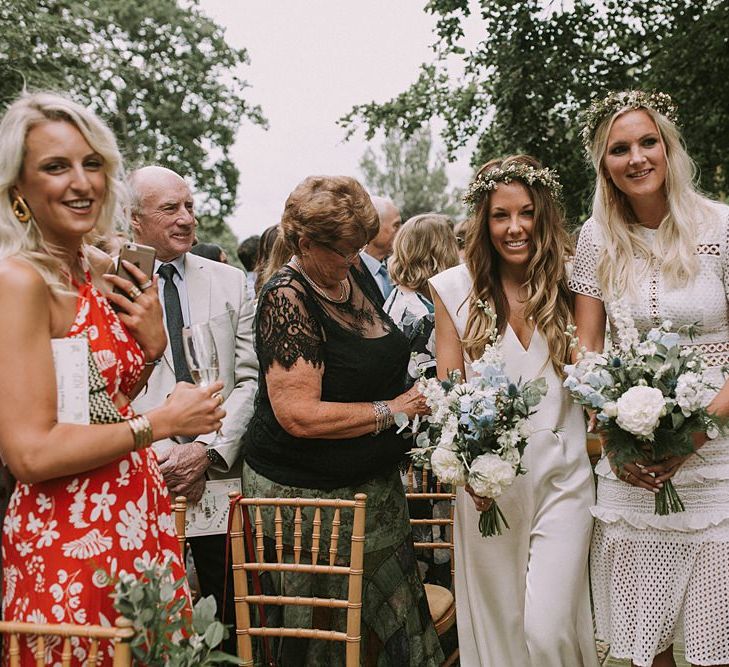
[652,488,659,493]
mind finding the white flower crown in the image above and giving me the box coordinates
[464,163,563,213]
[581,90,679,149]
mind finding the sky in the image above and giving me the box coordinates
[197,1,477,240]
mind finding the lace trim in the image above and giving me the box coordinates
[257,277,325,372]
[568,278,602,299]
[591,505,729,533]
[696,243,721,256]
[684,339,729,368]
[648,257,661,326]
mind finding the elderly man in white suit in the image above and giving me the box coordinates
[129,166,257,646]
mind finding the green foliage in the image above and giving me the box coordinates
[341,0,729,225]
[359,127,463,222]
[111,561,241,666]
[1,0,267,243]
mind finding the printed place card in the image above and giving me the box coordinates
[185,478,242,537]
[51,338,90,424]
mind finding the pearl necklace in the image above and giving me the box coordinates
[291,256,351,304]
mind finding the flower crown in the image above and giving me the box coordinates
[581,90,679,149]
[463,162,563,212]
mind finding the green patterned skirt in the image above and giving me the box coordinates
[241,463,444,667]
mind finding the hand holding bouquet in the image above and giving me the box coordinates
[564,301,723,515]
[400,304,548,537]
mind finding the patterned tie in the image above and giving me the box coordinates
[378,262,393,299]
[157,263,192,383]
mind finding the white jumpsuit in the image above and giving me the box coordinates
[430,264,599,667]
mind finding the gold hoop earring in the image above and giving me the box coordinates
[11,195,31,223]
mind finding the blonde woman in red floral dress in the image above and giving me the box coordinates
[0,92,225,665]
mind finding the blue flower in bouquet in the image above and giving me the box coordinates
[404,299,548,537]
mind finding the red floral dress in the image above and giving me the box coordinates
[2,268,187,665]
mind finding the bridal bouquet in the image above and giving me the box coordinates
[564,301,722,515]
[400,304,548,537]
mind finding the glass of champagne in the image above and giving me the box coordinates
[182,322,222,440]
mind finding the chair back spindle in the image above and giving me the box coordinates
[228,492,367,667]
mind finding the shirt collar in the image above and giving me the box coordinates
[359,250,383,276]
[155,253,187,280]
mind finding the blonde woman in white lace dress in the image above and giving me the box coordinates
[571,91,729,667]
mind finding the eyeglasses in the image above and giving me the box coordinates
[316,241,367,264]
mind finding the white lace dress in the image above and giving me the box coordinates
[570,211,729,666]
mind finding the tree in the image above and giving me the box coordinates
[359,127,463,221]
[1,0,267,256]
[340,0,729,225]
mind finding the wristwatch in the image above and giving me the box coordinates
[206,448,225,468]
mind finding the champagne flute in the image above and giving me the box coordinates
[182,322,223,441]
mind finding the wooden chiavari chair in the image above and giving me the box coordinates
[405,465,458,667]
[0,616,134,666]
[173,495,187,561]
[228,492,367,667]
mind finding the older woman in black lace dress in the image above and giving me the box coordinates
[242,176,442,666]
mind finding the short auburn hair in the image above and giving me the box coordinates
[279,176,378,254]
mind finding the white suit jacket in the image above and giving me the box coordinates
[132,253,258,480]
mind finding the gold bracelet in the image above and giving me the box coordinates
[127,415,154,451]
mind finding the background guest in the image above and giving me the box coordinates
[253,223,284,296]
[128,165,258,652]
[359,195,401,304]
[0,92,223,665]
[190,241,227,263]
[236,233,259,298]
[384,211,460,384]
[242,175,443,665]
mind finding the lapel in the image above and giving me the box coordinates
[185,252,211,325]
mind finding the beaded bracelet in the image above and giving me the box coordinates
[372,400,394,436]
[127,415,154,450]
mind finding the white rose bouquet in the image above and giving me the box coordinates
[564,301,723,515]
[399,305,548,537]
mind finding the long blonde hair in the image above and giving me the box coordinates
[0,91,127,293]
[461,155,574,374]
[589,105,715,298]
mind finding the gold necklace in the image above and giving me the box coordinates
[291,256,350,303]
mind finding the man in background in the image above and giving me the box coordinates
[129,165,257,648]
[359,196,402,304]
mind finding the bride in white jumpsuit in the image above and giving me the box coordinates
[429,155,599,667]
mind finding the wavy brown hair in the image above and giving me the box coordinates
[461,155,574,375]
[388,213,459,293]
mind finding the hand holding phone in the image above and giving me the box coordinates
[114,242,156,294]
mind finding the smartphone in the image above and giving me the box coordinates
[115,242,156,295]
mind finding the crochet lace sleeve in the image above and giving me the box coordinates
[569,218,603,301]
[256,279,325,372]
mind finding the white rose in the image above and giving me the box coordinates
[467,454,516,499]
[430,447,466,486]
[616,386,666,438]
[501,446,521,467]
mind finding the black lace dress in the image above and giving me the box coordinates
[242,266,443,666]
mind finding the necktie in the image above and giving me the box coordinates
[158,263,193,383]
[378,262,393,299]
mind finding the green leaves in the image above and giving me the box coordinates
[111,561,242,666]
[341,0,729,227]
[2,0,267,258]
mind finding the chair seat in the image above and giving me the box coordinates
[424,583,456,634]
